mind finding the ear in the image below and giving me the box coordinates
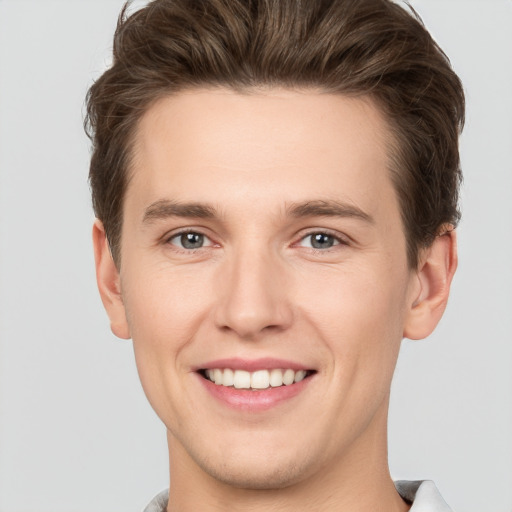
[403,228,458,340]
[92,219,131,339]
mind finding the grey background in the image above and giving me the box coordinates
[0,1,511,511]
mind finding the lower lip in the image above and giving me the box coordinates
[197,374,313,412]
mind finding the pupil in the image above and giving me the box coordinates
[311,233,333,249]
[181,232,203,249]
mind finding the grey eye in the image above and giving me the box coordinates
[310,233,336,249]
[180,232,204,249]
[298,232,341,249]
[169,231,213,250]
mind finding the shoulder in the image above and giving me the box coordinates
[395,480,453,511]
[142,489,169,512]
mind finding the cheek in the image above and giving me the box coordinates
[296,261,409,370]
[119,262,213,406]
[288,262,410,448]
[122,259,211,343]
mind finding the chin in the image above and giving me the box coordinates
[200,458,308,490]
[186,440,316,490]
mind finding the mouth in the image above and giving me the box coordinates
[198,367,315,390]
[194,358,317,411]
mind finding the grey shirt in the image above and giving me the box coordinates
[143,480,452,511]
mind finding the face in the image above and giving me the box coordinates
[96,88,444,489]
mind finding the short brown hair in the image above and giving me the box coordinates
[85,0,464,267]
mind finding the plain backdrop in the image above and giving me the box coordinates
[0,1,511,511]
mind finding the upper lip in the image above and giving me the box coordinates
[193,357,312,372]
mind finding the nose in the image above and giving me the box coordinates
[213,246,293,340]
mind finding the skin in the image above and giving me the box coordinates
[93,88,457,512]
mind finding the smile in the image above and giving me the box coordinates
[195,358,316,411]
[202,368,312,390]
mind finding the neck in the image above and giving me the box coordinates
[166,403,410,512]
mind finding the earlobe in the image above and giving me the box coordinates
[92,219,131,340]
[403,228,458,340]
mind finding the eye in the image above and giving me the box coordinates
[298,232,342,250]
[168,231,213,250]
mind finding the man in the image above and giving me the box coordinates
[85,0,464,510]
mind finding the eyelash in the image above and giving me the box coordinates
[164,229,349,253]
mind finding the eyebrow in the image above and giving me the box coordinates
[142,198,373,224]
[143,200,217,223]
[286,199,374,224]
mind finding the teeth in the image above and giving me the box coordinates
[222,368,234,387]
[269,368,283,387]
[214,368,223,385]
[233,370,251,389]
[251,370,269,389]
[203,368,310,390]
[283,369,295,385]
[294,370,307,383]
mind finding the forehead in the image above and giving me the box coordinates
[128,87,398,221]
